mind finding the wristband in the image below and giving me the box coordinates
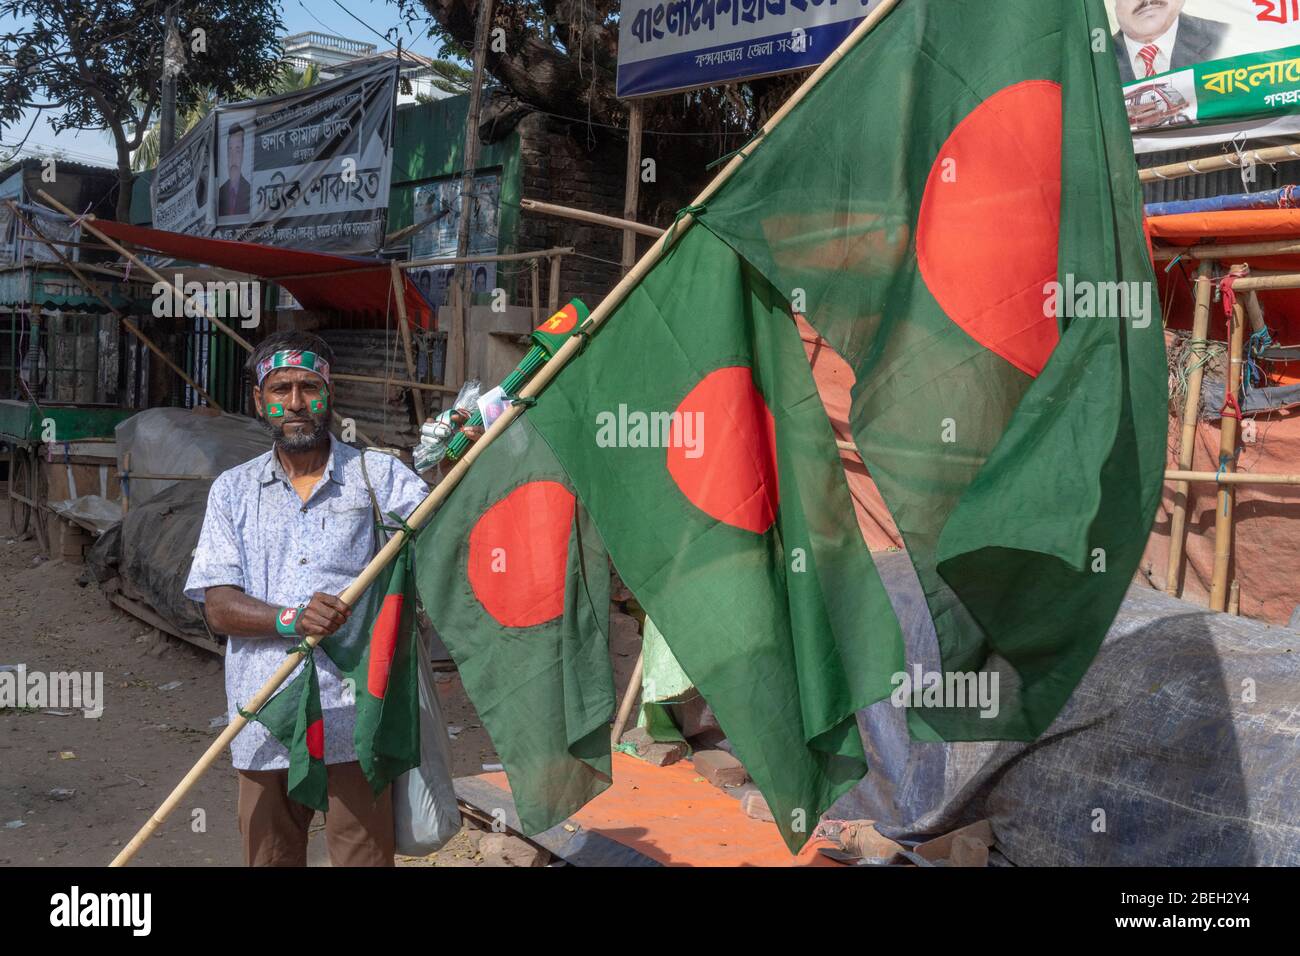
[275,605,303,636]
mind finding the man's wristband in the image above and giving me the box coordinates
[275,605,303,636]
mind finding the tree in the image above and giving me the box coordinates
[0,0,284,220]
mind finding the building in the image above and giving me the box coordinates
[281,31,448,105]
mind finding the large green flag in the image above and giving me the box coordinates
[252,546,421,810]
[529,226,904,852]
[696,0,1167,740]
[411,416,616,835]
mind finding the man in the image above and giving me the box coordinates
[218,122,251,217]
[1113,0,1226,83]
[184,331,478,866]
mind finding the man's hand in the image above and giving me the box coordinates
[434,408,484,478]
[295,592,352,637]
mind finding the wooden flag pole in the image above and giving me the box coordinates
[390,261,426,424]
[107,0,906,867]
[1165,262,1212,596]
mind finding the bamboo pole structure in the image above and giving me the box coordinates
[548,254,562,313]
[1166,263,1212,596]
[107,0,906,867]
[622,101,645,274]
[530,259,541,328]
[1153,240,1300,262]
[268,247,575,282]
[390,262,425,424]
[1228,581,1241,616]
[36,190,379,448]
[1139,140,1300,184]
[1166,469,1300,485]
[331,371,457,394]
[1209,297,1247,612]
[610,652,646,747]
[5,201,223,410]
[520,198,663,238]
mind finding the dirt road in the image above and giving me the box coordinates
[0,497,500,867]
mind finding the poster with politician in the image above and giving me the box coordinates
[151,112,216,235]
[1107,1,1300,150]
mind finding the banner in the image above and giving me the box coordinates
[152,112,216,235]
[1107,0,1300,151]
[408,171,500,305]
[616,0,886,98]
[151,62,397,253]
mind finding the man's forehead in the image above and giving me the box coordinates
[261,367,325,388]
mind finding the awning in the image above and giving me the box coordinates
[91,220,435,329]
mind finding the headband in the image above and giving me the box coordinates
[256,349,331,387]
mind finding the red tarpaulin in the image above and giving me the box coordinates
[93,220,435,329]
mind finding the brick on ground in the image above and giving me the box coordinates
[692,749,748,788]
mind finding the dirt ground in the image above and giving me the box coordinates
[0,495,612,868]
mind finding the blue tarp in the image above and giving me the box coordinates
[828,552,1300,866]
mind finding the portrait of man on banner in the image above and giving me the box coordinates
[1112,0,1226,82]
[219,121,252,218]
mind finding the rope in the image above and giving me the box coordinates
[704,127,766,170]
[665,203,708,247]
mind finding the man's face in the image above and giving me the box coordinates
[1116,0,1185,43]
[254,368,330,452]
[227,130,244,180]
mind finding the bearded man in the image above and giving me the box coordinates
[183,330,477,866]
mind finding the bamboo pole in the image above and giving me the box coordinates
[610,651,645,747]
[520,198,663,238]
[268,248,575,283]
[1209,298,1247,612]
[36,190,378,447]
[1166,469,1300,485]
[1139,140,1300,183]
[5,201,223,410]
[1166,263,1212,596]
[331,371,457,394]
[622,101,645,274]
[1152,240,1300,262]
[530,258,540,329]
[548,254,561,313]
[1228,580,1241,616]
[107,0,906,867]
[390,262,425,424]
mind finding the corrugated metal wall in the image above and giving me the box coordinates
[1139,140,1300,205]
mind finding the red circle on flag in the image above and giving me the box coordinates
[667,366,779,535]
[468,481,576,627]
[916,79,1063,378]
[306,718,324,760]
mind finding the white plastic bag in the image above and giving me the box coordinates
[392,632,462,856]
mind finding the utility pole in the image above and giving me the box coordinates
[160,3,183,155]
[448,0,496,386]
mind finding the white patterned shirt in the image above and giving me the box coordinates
[184,435,429,771]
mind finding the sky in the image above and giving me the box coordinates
[1,0,447,167]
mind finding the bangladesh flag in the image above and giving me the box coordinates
[252,545,421,810]
[411,415,616,835]
[695,0,1167,740]
[528,226,904,852]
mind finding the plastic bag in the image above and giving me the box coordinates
[413,379,481,471]
[392,630,462,856]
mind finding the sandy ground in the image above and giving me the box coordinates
[0,494,622,868]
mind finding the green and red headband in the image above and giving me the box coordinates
[256,349,331,387]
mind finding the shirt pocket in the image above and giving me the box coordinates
[314,497,377,575]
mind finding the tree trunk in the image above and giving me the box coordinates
[115,163,134,222]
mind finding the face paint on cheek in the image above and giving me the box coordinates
[266,402,285,418]
[310,388,328,414]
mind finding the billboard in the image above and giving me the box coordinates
[1107,0,1300,151]
[616,0,886,98]
[151,62,397,253]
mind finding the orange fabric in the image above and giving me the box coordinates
[1146,208,1300,242]
[479,751,838,866]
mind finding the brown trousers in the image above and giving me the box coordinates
[237,761,395,867]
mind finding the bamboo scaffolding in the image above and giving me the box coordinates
[1166,263,1212,596]
[1210,297,1247,612]
[1139,140,1300,184]
[519,198,663,238]
[390,261,425,423]
[106,0,906,867]
[268,247,575,283]
[1166,469,1300,485]
[5,201,223,410]
[1153,240,1300,262]
[36,189,382,447]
